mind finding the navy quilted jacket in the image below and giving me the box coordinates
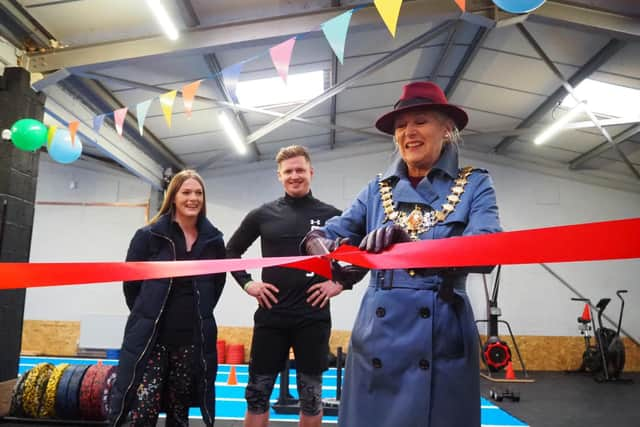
[109,213,225,426]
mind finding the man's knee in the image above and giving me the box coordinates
[245,373,277,414]
[297,373,323,416]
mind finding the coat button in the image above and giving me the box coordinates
[372,358,382,369]
[419,359,430,370]
[419,307,431,318]
[376,307,386,317]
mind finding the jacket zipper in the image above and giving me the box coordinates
[113,231,176,426]
[194,281,213,426]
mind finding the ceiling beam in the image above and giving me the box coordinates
[23,0,460,74]
[175,0,200,28]
[531,0,640,39]
[445,25,489,98]
[41,85,165,189]
[493,38,625,154]
[569,124,640,170]
[429,19,461,83]
[328,53,339,150]
[245,20,455,145]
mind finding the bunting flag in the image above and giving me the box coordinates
[321,9,354,64]
[113,108,128,136]
[159,90,178,128]
[454,0,466,11]
[68,121,79,146]
[374,0,403,37]
[93,114,106,133]
[269,37,297,83]
[136,99,153,136]
[46,125,57,147]
[221,62,244,104]
[182,79,202,118]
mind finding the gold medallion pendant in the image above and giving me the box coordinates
[378,167,473,240]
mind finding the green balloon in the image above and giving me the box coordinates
[10,118,48,151]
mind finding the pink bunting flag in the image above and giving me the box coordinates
[182,80,202,119]
[269,37,297,84]
[68,121,79,146]
[113,107,128,136]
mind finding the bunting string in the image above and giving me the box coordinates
[64,1,408,139]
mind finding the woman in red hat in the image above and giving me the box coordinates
[303,81,502,427]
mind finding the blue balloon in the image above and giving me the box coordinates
[492,0,546,13]
[47,128,82,164]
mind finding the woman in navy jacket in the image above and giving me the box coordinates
[110,170,226,427]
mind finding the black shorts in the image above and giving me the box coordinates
[249,315,331,375]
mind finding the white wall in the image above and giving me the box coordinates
[27,147,640,349]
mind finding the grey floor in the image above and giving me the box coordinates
[480,371,640,427]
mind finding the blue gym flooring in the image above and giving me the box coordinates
[19,356,528,426]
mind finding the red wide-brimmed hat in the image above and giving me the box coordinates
[375,81,469,134]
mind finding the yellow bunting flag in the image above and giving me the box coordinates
[47,125,57,148]
[159,89,178,128]
[68,121,79,146]
[182,80,202,119]
[374,0,403,37]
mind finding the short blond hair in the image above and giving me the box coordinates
[275,145,311,166]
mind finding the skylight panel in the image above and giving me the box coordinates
[236,70,326,107]
[561,79,640,118]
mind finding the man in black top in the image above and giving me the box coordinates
[226,145,365,427]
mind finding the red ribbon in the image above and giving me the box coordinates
[1,218,638,290]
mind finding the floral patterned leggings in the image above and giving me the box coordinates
[127,344,195,427]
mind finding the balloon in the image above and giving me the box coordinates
[10,118,48,151]
[47,128,82,164]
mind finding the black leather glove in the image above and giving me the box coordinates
[359,224,411,253]
[330,261,368,290]
[302,229,368,290]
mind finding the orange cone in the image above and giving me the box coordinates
[227,365,238,385]
[505,361,516,380]
[581,304,591,322]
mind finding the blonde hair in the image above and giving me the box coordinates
[149,169,207,224]
[275,145,311,167]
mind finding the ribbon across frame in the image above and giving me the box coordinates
[1,218,639,290]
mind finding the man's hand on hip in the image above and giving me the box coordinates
[306,280,343,308]
[245,281,279,309]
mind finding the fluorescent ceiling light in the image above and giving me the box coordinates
[218,110,247,155]
[561,79,640,118]
[534,101,586,145]
[146,0,179,41]
[236,70,325,107]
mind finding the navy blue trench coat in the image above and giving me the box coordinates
[109,213,226,426]
[321,144,501,427]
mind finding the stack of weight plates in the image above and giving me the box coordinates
[9,362,117,422]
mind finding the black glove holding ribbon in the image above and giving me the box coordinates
[358,224,411,253]
[302,230,368,289]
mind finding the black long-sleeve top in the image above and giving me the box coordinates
[226,191,341,320]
